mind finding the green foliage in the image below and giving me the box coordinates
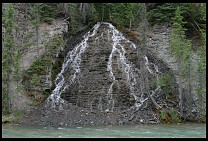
[170,109,181,123]
[93,3,140,29]
[31,3,41,27]
[200,4,206,22]
[110,3,140,28]
[2,96,11,115]
[170,6,192,79]
[156,72,174,95]
[196,5,206,96]
[188,3,206,31]
[148,3,178,24]
[196,53,206,96]
[111,4,128,26]
[160,111,168,120]
[14,111,22,120]
[29,74,41,88]
[2,3,15,112]
[170,6,206,117]
[148,3,206,49]
[46,34,65,53]
[94,3,110,21]
[148,3,195,24]
[27,57,51,75]
[87,4,99,25]
[160,110,171,123]
[159,74,173,89]
[160,109,181,123]
[40,3,57,24]
[67,3,81,34]
[31,3,57,24]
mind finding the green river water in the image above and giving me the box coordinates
[2,123,206,138]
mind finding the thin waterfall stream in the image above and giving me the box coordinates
[45,23,101,110]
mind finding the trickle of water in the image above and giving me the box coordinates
[45,23,101,109]
[98,97,103,112]
[144,55,161,97]
[104,22,139,111]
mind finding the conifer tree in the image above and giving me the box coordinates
[196,4,206,119]
[2,3,15,112]
[110,3,139,29]
[170,6,193,117]
[31,3,41,57]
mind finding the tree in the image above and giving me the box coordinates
[39,3,57,24]
[31,3,41,57]
[2,3,15,113]
[93,3,112,22]
[170,6,193,118]
[110,3,140,29]
[86,4,99,25]
[29,74,41,94]
[137,4,149,107]
[79,3,91,24]
[196,4,206,119]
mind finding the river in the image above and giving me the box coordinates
[2,123,206,138]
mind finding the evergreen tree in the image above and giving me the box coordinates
[94,3,110,22]
[31,3,41,57]
[87,4,99,25]
[2,3,15,113]
[110,3,140,29]
[196,4,206,118]
[170,6,193,118]
[67,3,80,34]
[39,3,57,24]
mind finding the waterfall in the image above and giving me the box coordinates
[45,22,161,112]
[45,23,101,109]
[104,22,142,111]
[144,55,161,100]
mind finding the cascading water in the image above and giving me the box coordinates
[104,22,161,111]
[105,22,139,111]
[45,23,101,110]
[46,22,162,112]
[144,55,161,97]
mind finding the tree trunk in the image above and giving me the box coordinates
[6,72,11,111]
[36,26,39,57]
[101,4,104,22]
[137,4,149,99]
[177,62,183,117]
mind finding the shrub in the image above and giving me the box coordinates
[170,109,181,123]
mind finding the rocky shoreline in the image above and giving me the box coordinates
[15,101,160,128]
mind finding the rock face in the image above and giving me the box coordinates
[61,23,139,111]
[37,22,180,127]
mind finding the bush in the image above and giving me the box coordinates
[170,109,181,123]
[160,110,170,123]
